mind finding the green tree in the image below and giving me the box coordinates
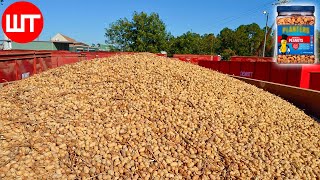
[255,23,275,57]
[169,32,220,55]
[105,18,132,51]
[105,12,170,53]
[169,31,203,54]
[216,24,274,57]
[221,48,236,60]
[200,33,220,55]
[216,28,235,54]
[264,29,275,57]
[233,23,265,56]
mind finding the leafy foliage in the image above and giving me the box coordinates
[221,49,236,60]
[167,32,220,56]
[234,23,265,56]
[169,32,203,54]
[105,12,170,53]
[105,11,281,58]
[216,28,235,53]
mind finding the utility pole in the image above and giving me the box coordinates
[263,11,269,57]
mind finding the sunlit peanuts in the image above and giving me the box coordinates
[0,53,319,179]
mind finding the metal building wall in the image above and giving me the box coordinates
[12,41,58,50]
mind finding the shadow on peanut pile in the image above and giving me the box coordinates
[0,53,319,179]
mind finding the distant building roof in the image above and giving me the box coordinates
[51,33,87,45]
[59,33,76,43]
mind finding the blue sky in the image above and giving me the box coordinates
[0,0,319,44]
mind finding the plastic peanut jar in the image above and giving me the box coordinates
[276,6,316,64]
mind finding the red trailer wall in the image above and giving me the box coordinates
[301,65,320,89]
[254,62,271,81]
[270,64,287,84]
[240,62,255,78]
[229,62,241,76]
[0,61,16,83]
[309,72,320,91]
[286,66,302,87]
[219,61,230,74]
[16,59,34,80]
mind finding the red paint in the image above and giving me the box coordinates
[309,72,320,91]
[270,64,287,84]
[254,62,271,81]
[16,59,34,80]
[300,64,320,89]
[191,58,199,65]
[286,66,302,87]
[44,57,55,69]
[35,58,43,73]
[219,61,229,74]
[0,61,16,83]
[229,62,241,76]
[210,62,220,71]
[198,60,211,69]
[181,56,320,90]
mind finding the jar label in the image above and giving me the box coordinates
[277,25,314,55]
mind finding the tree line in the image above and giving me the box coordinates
[105,12,320,60]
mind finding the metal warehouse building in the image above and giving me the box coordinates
[1,33,100,52]
[2,41,71,51]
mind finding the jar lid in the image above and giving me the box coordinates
[277,6,315,13]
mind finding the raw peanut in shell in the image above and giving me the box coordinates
[0,53,319,179]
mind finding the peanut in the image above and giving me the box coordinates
[277,16,315,25]
[0,53,319,179]
[278,55,316,64]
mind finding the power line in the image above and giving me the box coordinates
[216,0,274,22]
[211,0,276,30]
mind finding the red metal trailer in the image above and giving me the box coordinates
[195,58,320,91]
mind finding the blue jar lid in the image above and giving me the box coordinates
[277,6,315,13]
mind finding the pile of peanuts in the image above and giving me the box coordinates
[277,16,315,25]
[277,55,315,64]
[0,53,319,179]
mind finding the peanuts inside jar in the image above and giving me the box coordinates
[277,55,315,64]
[277,16,315,25]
